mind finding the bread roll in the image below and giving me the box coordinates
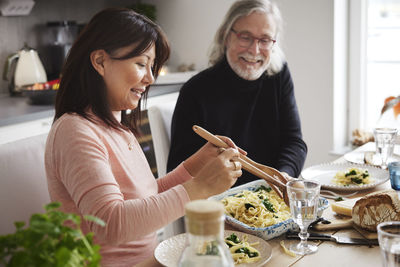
[352,190,400,231]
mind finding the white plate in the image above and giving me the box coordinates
[344,142,400,165]
[154,230,272,267]
[301,162,389,191]
[208,180,328,240]
[344,151,400,165]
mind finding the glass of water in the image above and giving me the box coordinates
[286,179,321,255]
[374,128,398,169]
[378,221,400,267]
[389,162,400,191]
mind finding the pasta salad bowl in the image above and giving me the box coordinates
[209,179,329,241]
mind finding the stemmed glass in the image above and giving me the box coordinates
[286,179,321,255]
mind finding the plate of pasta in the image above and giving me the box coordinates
[300,162,389,191]
[209,180,329,240]
[154,230,272,267]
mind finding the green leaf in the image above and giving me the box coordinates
[45,202,61,211]
[84,215,105,227]
[14,221,25,230]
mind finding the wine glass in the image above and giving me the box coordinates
[286,179,321,255]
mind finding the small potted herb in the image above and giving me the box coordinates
[0,202,105,266]
[128,1,157,21]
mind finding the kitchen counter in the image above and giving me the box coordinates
[0,71,197,127]
[0,94,54,127]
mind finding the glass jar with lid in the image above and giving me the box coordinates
[178,199,234,267]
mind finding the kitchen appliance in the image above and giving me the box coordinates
[3,44,47,95]
[40,21,79,80]
[0,0,35,16]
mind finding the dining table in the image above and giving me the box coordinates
[137,141,395,267]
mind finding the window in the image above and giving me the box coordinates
[349,0,400,135]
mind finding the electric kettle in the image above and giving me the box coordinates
[3,43,47,95]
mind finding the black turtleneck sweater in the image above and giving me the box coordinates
[167,58,307,186]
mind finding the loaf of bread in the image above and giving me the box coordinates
[352,190,400,231]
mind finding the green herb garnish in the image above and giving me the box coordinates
[335,197,344,202]
[225,233,240,244]
[262,199,276,213]
[234,247,259,258]
[345,170,357,176]
[351,177,363,184]
[245,203,255,210]
[255,185,271,192]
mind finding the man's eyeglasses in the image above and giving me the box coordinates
[230,29,276,50]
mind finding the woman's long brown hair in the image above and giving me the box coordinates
[54,7,170,134]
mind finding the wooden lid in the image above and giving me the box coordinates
[185,200,224,235]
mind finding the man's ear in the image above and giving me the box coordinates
[90,49,107,76]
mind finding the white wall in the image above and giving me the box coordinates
[150,0,338,168]
[147,0,234,71]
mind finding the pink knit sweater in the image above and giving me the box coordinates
[45,112,192,266]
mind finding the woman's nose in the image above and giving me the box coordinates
[143,68,155,85]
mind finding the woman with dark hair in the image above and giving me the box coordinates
[45,8,243,266]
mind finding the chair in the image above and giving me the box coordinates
[147,94,185,240]
[147,96,178,177]
[0,133,51,235]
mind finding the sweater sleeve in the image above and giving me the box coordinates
[276,64,308,177]
[167,80,206,172]
[157,163,193,193]
[50,118,191,246]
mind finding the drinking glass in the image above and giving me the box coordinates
[374,128,398,169]
[389,162,400,191]
[377,221,400,267]
[286,179,321,255]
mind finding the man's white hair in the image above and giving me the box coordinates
[208,0,285,76]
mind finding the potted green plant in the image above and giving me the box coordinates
[0,202,105,266]
[128,1,157,21]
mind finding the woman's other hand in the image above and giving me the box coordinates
[183,147,242,200]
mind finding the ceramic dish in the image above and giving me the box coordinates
[208,180,329,241]
[154,230,272,267]
[344,142,400,165]
[21,89,57,105]
[344,151,400,165]
[300,162,389,191]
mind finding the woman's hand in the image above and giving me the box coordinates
[183,147,242,200]
[183,135,246,177]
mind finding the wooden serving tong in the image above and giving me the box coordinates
[192,125,289,205]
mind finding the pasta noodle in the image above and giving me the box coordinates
[332,167,373,186]
[221,185,291,228]
[225,232,261,264]
[279,240,296,257]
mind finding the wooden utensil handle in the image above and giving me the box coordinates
[192,125,229,148]
[192,125,286,189]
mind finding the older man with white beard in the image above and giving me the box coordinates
[167,0,307,186]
